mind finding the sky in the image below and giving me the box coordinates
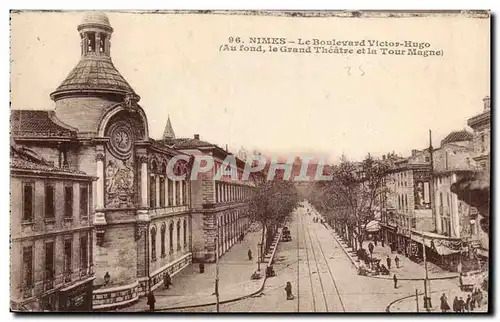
[10,11,490,163]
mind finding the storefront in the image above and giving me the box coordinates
[58,277,94,311]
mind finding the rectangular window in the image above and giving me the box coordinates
[80,185,89,218]
[22,246,33,291]
[423,182,430,203]
[64,186,73,218]
[45,241,55,285]
[168,179,174,206]
[44,184,55,218]
[159,177,166,207]
[80,235,88,274]
[150,176,156,208]
[64,238,72,281]
[23,183,34,222]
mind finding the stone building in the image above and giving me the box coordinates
[11,13,193,310]
[467,96,491,172]
[160,120,255,263]
[10,144,96,311]
[380,150,433,257]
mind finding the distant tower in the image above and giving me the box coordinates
[163,116,176,140]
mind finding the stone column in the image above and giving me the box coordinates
[95,153,105,210]
[140,156,148,208]
[94,153,106,225]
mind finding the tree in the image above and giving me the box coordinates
[311,154,390,250]
[249,179,300,262]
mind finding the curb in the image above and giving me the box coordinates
[327,225,460,282]
[152,229,283,312]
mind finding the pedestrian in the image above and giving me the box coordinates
[368,242,374,256]
[147,292,156,311]
[395,256,400,269]
[453,296,459,312]
[470,294,476,311]
[199,262,205,274]
[458,297,465,312]
[440,293,450,312]
[248,249,253,261]
[164,272,173,289]
[285,281,294,300]
[476,288,483,308]
[386,256,392,270]
[393,274,398,289]
[465,294,471,312]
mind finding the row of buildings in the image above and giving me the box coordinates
[11,13,257,311]
[379,96,490,273]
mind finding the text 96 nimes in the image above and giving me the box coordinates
[219,37,444,57]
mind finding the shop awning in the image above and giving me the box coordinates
[410,234,460,255]
[365,220,380,232]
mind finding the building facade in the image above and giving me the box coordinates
[11,13,193,310]
[467,96,491,172]
[161,123,255,263]
[10,144,96,311]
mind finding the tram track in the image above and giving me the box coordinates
[296,213,346,312]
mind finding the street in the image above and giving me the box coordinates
[168,202,486,313]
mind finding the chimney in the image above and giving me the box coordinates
[194,134,200,140]
[483,96,490,111]
[225,144,228,152]
[411,149,418,157]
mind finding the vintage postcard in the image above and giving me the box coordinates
[9,10,490,313]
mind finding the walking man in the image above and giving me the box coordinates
[453,296,459,312]
[395,256,400,269]
[386,256,392,270]
[393,274,398,289]
[248,249,253,261]
[147,292,156,312]
[164,272,172,289]
[285,281,294,300]
[440,293,450,312]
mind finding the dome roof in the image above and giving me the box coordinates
[441,130,473,145]
[50,58,136,100]
[80,12,112,29]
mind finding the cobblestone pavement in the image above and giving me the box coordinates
[117,222,266,312]
[170,203,470,312]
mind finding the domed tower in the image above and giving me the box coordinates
[51,12,141,133]
[48,13,152,309]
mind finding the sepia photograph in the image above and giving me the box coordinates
[9,10,490,313]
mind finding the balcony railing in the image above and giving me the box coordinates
[22,285,33,298]
[64,270,72,283]
[43,278,54,291]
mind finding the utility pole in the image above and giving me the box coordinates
[215,219,220,312]
[422,234,430,311]
[426,129,434,310]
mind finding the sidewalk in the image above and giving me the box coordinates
[117,223,273,312]
[328,229,457,281]
[359,241,458,280]
[388,285,489,313]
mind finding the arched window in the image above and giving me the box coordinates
[176,221,181,251]
[183,219,187,247]
[150,160,158,208]
[151,226,157,261]
[161,223,166,257]
[169,222,174,254]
